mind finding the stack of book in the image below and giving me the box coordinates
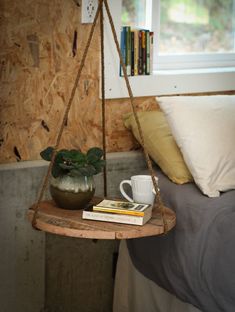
[82,199,152,226]
[120,26,154,77]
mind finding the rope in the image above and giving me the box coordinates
[103,0,167,232]
[31,0,103,228]
[32,0,168,233]
[100,0,107,197]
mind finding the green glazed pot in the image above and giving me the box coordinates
[50,175,95,210]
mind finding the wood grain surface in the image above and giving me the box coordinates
[28,199,176,240]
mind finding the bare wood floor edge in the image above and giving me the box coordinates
[28,198,176,240]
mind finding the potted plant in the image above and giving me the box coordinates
[40,146,105,210]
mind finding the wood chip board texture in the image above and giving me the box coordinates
[0,0,157,164]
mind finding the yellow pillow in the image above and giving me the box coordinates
[124,110,193,184]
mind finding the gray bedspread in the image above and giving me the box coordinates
[127,168,235,312]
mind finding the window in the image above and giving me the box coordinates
[121,0,152,30]
[122,0,235,70]
[159,0,234,54]
[103,0,235,99]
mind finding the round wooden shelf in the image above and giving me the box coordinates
[28,198,176,240]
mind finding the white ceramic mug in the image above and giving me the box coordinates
[119,175,158,205]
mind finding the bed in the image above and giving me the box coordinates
[113,95,235,312]
[113,168,235,312]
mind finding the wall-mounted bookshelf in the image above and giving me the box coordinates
[120,26,154,77]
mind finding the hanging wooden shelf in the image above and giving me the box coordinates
[29,0,176,238]
[28,198,176,240]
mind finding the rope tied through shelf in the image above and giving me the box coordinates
[32,0,168,233]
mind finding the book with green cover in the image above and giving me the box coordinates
[120,27,126,76]
[150,31,154,74]
[125,26,131,76]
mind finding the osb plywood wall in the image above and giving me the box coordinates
[0,0,157,164]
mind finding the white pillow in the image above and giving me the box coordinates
[157,95,235,197]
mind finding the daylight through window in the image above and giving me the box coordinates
[121,0,235,70]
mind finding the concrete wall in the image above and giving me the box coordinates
[0,151,147,312]
[0,161,46,312]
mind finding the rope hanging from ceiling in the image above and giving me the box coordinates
[31,0,168,233]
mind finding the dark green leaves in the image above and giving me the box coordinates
[40,146,105,178]
[40,146,54,161]
[87,147,104,161]
[86,147,104,175]
[70,165,97,177]
[93,159,106,174]
[64,150,86,164]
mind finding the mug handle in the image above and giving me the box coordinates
[152,187,160,194]
[152,177,159,195]
[119,180,133,202]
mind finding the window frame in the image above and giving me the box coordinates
[102,0,235,99]
[151,0,235,71]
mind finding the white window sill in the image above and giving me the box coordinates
[103,67,235,99]
[102,1,235,99]
[154,67,235,75]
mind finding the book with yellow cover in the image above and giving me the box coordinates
[92,199,152,216]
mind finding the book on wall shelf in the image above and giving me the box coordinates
[120,26,154,77]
